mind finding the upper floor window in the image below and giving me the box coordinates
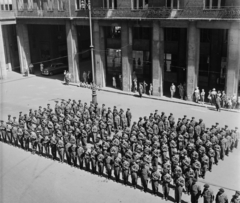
[103,0,117,9]
[166,0,180,9]
[0,0,13,11]
[57,0,64,11]
[76,0,88,10]
[47,0,54,11]
[204,0,224,9]
[131,0,148,9]
[17,0,24,11]
[27,0,33,11]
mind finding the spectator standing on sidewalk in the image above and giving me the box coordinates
[143,81,148,94]
[208,90,212,105]
[82,71,87,83]
[133,78,138,93]
[170,83,176,98]
[178,83,184,100]
[211,88,217,105]
[149,83,153,96]
[112,76,116,88]
[40,63,44,73]
[230,191,240,203]
[29,63,34,74]
[139,83,143,98]
[232,94,237,109]
[227,98,232,109]
[194,87,200,103]
[201,89,205,104]
[221,91,227,108]
[216,95,221,112]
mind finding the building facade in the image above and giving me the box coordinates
[0,0,240,99]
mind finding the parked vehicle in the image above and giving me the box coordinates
[42,63,68,76]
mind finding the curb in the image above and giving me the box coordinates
[0,74,37,84]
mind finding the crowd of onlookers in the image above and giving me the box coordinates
[169,83,240,110]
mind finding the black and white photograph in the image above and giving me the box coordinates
[0,0,240,203]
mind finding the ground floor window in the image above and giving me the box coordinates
[103,0,117,9]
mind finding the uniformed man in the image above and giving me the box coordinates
[216,188,228,203]
[114,156,121,182]
[201,184,214,203]
[126,108,132,127]
[162,171,172,200]
[175,175,185,203]
[131,160,139,189]
[190,178,201,203]
[105,152,113,179]
[230,191,240,203]
[151,164,161,195]
[122,158,130,185]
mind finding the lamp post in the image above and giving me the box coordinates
[88,0,97,104]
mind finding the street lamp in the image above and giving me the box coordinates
[88,0,97,104]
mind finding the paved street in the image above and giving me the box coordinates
[0,72,240,203]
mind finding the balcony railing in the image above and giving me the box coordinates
[90,7,240,19]
[15,6,240,19]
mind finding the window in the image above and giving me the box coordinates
[204,0,223,9]
[47,0,54,11]
[17,0,24,11]
[76,0,88,10]
[27,0,33,11]
[166,0,180,9]
[37,0,43,10]
[0,0,13,11]
[103,0,117,9]
[132,0,148,10]
[57,0,64,11]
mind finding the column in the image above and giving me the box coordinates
[218,0,221,9]
[136,0,139,9]
[186,22,200,101]
[226,27,240,97]
[121,23,131,92]
[94,21,105,87]
[129,25,133,91]
[16,24,31,74]
[2,25,12,72]
[66,21,80,83]
[0,25,7,79]
[210,0,213,9]
[152,21,164,96]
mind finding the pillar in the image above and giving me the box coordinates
[94,20,105,87]
[66,21,80,83]
[16,24,31,74]
[152,21,164,96]
[2,25,12,71]
[186,22,200,101]
[0,24,7,79]
[121,23,131,92]
[226,27,240,97]
[129,25,133,91]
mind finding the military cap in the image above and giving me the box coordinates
[204,184,210,188]
[178,118,181,121]
[192,117,195,119]
[216,123,219,125]
[55,101,59,103]
[127,108,130,110]
[199,119,203,122]
[108,107,111,110]
[225,125,228,128]
[19,112,22,114]
[170,113,173,116]
[114,106,116,108]
[219,188,224,192]
[235,127,238,130]
[47,103,50,106]
[161,112,165,114]
[187,119,190,121]
[236,191,240,195]
[139,117,142,120]
[8,115,11,117]
[184,115,187,118]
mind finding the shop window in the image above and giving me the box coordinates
[47,0,54,11]
[103,0,117,9]
[200,29,211,43]
[57,0,64,11]
[204,0,224,9]
[27,0,33,11]
[132,0,148,10]
[0,0,13,11]
[166,0,180,9]
[76,0,88,10]
[133,27,151,40]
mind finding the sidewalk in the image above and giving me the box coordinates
[1,71,239,113]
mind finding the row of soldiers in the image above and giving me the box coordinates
[0,99,239,202]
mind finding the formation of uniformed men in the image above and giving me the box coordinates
[0,99,239,202]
